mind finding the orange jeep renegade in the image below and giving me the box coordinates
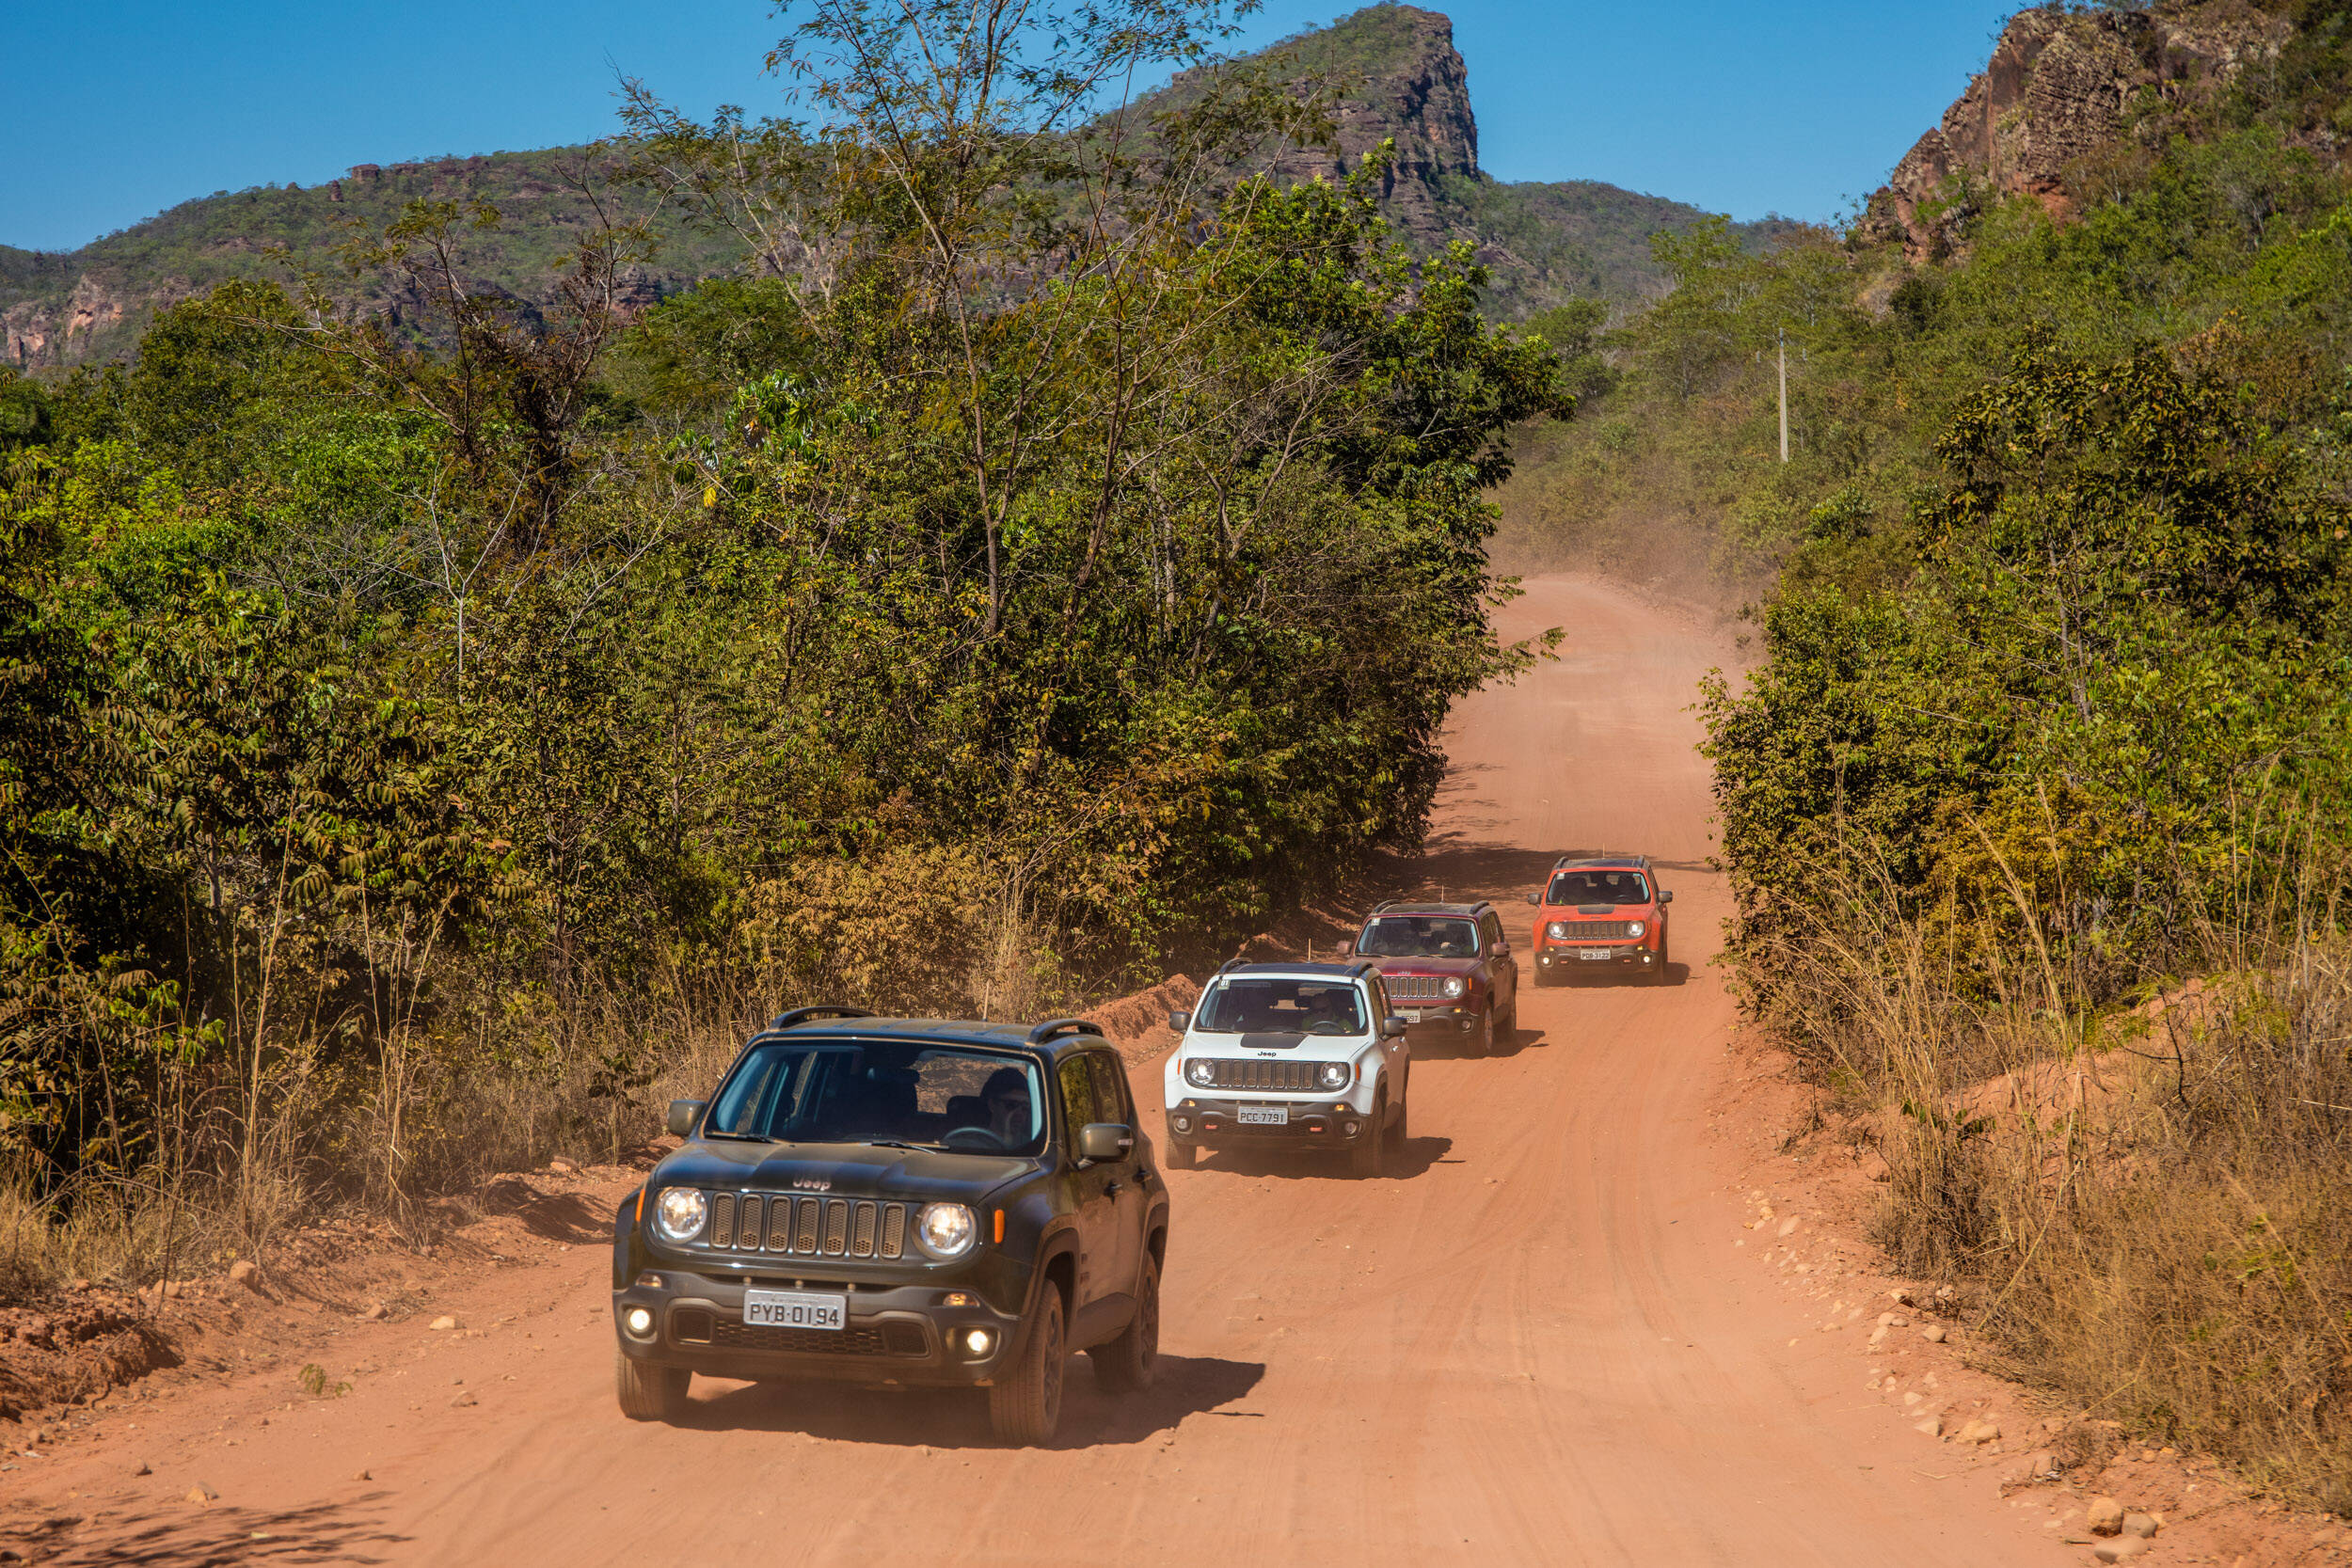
[1525,853,1673,985]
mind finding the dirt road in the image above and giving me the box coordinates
[8,577,2062,1565]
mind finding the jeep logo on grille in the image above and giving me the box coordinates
[791,1178,832,1192]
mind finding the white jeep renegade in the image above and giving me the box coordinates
[1160,961,1411,1177]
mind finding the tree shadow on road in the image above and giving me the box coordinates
[1,1493,408,1566]
[683,1353,1264,1450]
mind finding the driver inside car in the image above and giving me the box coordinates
[980,1067,1034,1146]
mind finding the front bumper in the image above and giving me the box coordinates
[1537,942,1660,974]
[1165,1098,1375,1150]
[1393,1004,1482,1037]
[613,1271,1025,1387]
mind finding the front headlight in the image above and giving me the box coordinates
[915,1202,978,1259]
[653,1186,707,1243]
[1628,921,1645,938]
[1442,976,1467,998]
[1184,1057,1216,1086]
[1547,922,1567,940]
[1318,1060,1352,1089]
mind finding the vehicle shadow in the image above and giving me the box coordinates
[684,1352,1265,1449]
[472,1180,609,1242]
[1202,1135,1454,1181]
[1544,963,1692,990]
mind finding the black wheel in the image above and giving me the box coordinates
[1089,1254,1160,1394]
[990,1286,1067,1445]
[1464,1011,1492,1057]
[1164,1140,1198,1171]
[614,1354,690,1422]
[1350,1099,1388,1177]
[1534,963,1560,989]
[1387,1093,1408,1149]
[1649,937,1671,984]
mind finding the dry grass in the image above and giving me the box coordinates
[0,847,1089,1302]
[1746,847,2352,1514]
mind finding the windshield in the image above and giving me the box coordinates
[1197,978,1367,1036]
[1357,916,1479,959]
[1547,869,1649,906]
[705,1040,1046,1155]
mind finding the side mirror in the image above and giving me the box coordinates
[666,1099,707,1138]
[1168,1008,1191,1033]
[1078,1123,1135,1163]
[1523,891,1540,904]
[1382,1015,1409,1038]
[1659,890,1675,905]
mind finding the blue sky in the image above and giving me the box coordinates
[3,1,2015,253]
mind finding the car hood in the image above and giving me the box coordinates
[655,1141,1035,1202]
[1367,956,1483,975]
[1542,906,1650,919]
[1182,1032,1372,1059]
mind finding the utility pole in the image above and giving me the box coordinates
[1777,325,1789,464]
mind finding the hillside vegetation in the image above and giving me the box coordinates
[0,1,1564,1286]
[2,6,1749,369]
[1502,0,2352,1512]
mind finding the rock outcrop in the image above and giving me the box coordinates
[1868,3,2288,258]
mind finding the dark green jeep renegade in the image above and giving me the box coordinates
[611,1006,1169,1443]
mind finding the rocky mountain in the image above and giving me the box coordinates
[3,6,1742,370]
[1865,2,2292,259]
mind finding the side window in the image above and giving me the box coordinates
[1367,980,1389,1022]
[1057,1055,1099,1149]
[1086,1053,1133,1126]
[1480,911,1504,950]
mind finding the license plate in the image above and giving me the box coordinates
[743,1289,846,1331]
[1578,948,1613,961]
[1236,1105,1288,1126]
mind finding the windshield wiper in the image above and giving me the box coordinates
[700,1131,770,1143]
[855,1139,938,1152]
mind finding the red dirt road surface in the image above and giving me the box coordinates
[2,577,2066,1565]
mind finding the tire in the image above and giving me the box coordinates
[1350,1099,1388,1178]
[1387,1092,1408,1149]
[1649,937,1671,984]
[1164,1141,1198,1171]
[1464,1011,1492,1057]
[1534,963,1560,989]
[1088,1254,1160,1394]
[990,1284,1067,1445]
[614,1354,690,1422]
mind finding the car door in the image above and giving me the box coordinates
[1481,910,1517,1016]
[1054,1053,1120,1312]
[1372,975,1409,1107]
[1085,1051,1147,1299]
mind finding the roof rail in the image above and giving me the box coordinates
[770,1004,876,1030]
[1025,1018,1106,1045]
[1216,958,1247,975]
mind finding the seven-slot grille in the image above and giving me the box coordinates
[702,1194,908,1260]
[1384,974,1457,1001]
[1199,1057,1323,1091]
[1549,920,1636,942]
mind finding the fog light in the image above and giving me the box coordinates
[1172,1115,1192,1133]
[1343,1120,1359,1136]
[963,1328,995,1356]
[623,1306,654,1338]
